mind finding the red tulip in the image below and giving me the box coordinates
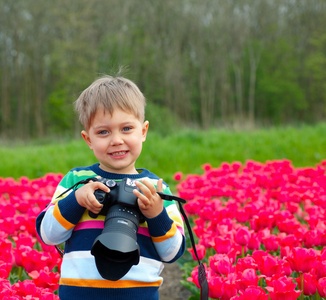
[221,273,238,300]
[259,254,283,277]
[173,172,183,181]
[28,266,60,291]
[265,275,301,300]
[231,286,269,300]
[214,236,232,254]
[314,260,326,279]
[0,260,12,279]
[236,256,258,272]
[236,268,259,291]
[295,272,317,296]
[234,227,251,246]
[210,254,234,276]
[303,229,321,248]
[188,244,206,261]
[247,232,261,250]
[317,277,326,297]
[262,235,280,252]
[208,273,225,299]
[286,247,317,273]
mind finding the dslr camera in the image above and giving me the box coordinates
[89,177,144,281]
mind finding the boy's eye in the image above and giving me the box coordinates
[98,130,109,135]
[122,127,132,132]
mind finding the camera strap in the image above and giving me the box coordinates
[158,192,209,300]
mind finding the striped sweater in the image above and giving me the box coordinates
[36,163,185,300]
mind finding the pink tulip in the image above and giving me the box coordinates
[28,267,60,291]
[209,254,234,276]
[247,232,261,250]
[314,260,326,279]
[265,275,301,300]
[262,235,280,252]
[208,273,225,299]
[214,236,232,254]
[236,268,259,291]
[234,227,251,246]
[221,278,238,300]
[259,255,283,277]
[303,229,321,248]
[286,247,317,273]
[317,277,326,297]
[231,286,269,300]
[0,260,12,279]
[236,256,258,272]
[188,244,206,261]
[295,272,317,296]
[173,172,183,181]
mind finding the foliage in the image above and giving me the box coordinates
[1,123,326,190]
[1,1,326,139]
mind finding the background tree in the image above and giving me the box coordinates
[0,0,326,140]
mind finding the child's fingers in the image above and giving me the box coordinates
[157,178,163,193]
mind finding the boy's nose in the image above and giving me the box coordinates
[110,133,124,145]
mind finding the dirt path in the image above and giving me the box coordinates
[159,262,192,300]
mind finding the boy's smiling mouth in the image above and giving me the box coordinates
[110,151,128,157]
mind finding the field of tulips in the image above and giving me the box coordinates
[1,159,326,299]
[176,159,326,300]
[0,174,63,299]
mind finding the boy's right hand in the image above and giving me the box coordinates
[75,181,110,215]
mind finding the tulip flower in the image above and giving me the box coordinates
[214,236,232,254]
[295,272,317,296]
[314,260,326,279]
[0,260,12,279]
[259,254,283,278]
[231,286,269,300]
[265,275,301,300]
[262,235,280,252]
[247,232,261,250]
[286,247,317,273]
[236,256,258,272]
[236,268,260,291]
[208,273,225,299]
[188,244,206,261]
[173,172,183,181]
[209,254,234,276]
[221,276,238,300]
[316,277,326,298]
[234,226,251,246]
[28,266,60,291]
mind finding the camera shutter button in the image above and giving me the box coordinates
[105,180,116,188]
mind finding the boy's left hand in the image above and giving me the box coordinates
[133,178,164,219]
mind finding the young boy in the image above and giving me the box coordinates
[36,75,185,300]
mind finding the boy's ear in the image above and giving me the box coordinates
[81,130,93,149]
[142,121,149,142]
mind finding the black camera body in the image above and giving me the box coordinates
[89,177,142,219]
[89,177,144,281]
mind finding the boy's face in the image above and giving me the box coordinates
[81,108,149,174]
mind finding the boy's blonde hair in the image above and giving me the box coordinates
[75,75,146,130]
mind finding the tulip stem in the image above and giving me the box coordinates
[18,266,23,281]
[300,272,304,300]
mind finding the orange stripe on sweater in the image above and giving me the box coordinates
[151,223,177,243]
[60,278,162,288]
[53,204,75,230]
